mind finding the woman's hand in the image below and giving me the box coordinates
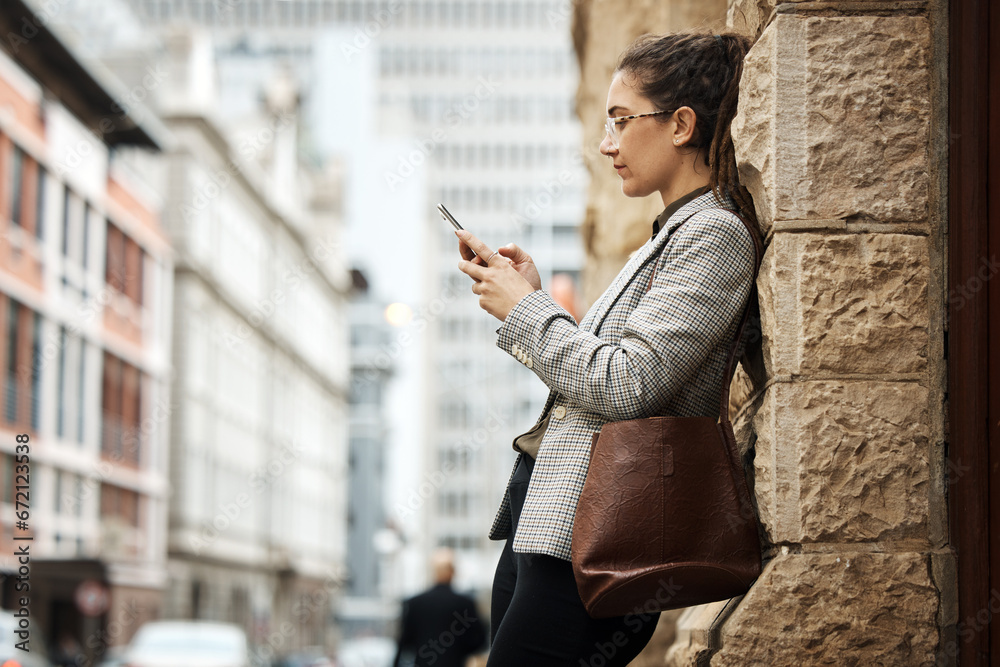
[496,242,542,291]
[457,234,542,291]
[456,230,538,321]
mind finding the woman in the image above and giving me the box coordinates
[456,31,757,665]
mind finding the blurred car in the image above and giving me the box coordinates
[123,620,250,667]
[94,646,127,667]
[335,637,395,667]
[0,610,54,667]
[272,647,336,667]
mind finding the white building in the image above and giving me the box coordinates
[373,8,587,593]
[150,32,352,654]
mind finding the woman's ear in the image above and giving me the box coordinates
[672,106,699,146]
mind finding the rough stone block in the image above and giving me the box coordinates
[758,232,929,376]
[753,380,932,544]
[665,601,732,667]
[733,14,931,232]
[712,552,942,666]
[727,0,774,40]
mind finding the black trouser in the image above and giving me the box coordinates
[488,456,660,666]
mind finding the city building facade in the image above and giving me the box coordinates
[152,32,352,655]
[122,0,589,602]
[17,1,355,655]
[340,268,398,639]
[0,2,172,658]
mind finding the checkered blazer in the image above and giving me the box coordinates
[489,190,757,561]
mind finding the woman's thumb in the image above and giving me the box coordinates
[498,243,523,260]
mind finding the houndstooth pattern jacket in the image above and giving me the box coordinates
[489,190,757,561]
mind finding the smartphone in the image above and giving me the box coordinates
[437,203,463,231]
[439,203,489,263]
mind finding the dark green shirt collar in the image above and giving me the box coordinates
[652,185,712,239]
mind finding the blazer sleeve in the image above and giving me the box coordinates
[495,211,755,421]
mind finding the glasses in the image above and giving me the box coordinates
[604,109,675,149]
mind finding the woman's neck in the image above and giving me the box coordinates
[660,172,711,208]
[659,149,712,207]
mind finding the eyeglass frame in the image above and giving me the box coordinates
[604,109,676,149]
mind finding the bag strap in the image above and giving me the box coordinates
[645,208,763,424]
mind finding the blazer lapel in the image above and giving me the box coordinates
[582,193,726,333]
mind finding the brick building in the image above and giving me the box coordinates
[0,1,172,659]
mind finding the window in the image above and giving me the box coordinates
[2,297,39,431]
[54,469,62,514]
[101,353,143,467]
[83,205,93,269]
[57,328,66,437]
[35,167,45,240]
[76,338,86,442]
[0,454,13,504]
[100,483,141,528]
[10,146,23,227]
[30,312,39,431]
[125,231,145,306]
[61,186,71,257]
[61,190,91,273]
[57,327,87,444]
[106,223,125,291]
[106,222,145,307]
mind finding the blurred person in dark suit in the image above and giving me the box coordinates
[394,548,486,667]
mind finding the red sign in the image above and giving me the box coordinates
[74,580,110,617]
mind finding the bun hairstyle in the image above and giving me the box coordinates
[616,32,755,221]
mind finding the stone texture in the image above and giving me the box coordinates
[753,380,932,545]
[727,0,774,40]
[630,609,684,667]
[664,601,733,667]
[757,233,929,376]
[733,15,930,232]
[573,0,729,305]
[712,552,942,666]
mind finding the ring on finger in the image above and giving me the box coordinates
[485,251,499,264]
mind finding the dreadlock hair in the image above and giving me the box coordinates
[616,32,756,223]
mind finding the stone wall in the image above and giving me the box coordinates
[571,0,954,664]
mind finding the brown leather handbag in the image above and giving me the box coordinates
[571,211,764,619]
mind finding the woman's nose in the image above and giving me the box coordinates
[599,135,617,155]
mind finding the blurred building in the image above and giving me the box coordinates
[6,1,355,659]
[120,0,587,601]
[148,30,352,656]
[372,4,586,592]
[0,0,172,659]
[340,268,397,638]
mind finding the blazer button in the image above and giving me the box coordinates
[525,358,533,369]
[552,406,566,419]
[512,343,521,356]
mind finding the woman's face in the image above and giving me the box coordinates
[600,71,679,200]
